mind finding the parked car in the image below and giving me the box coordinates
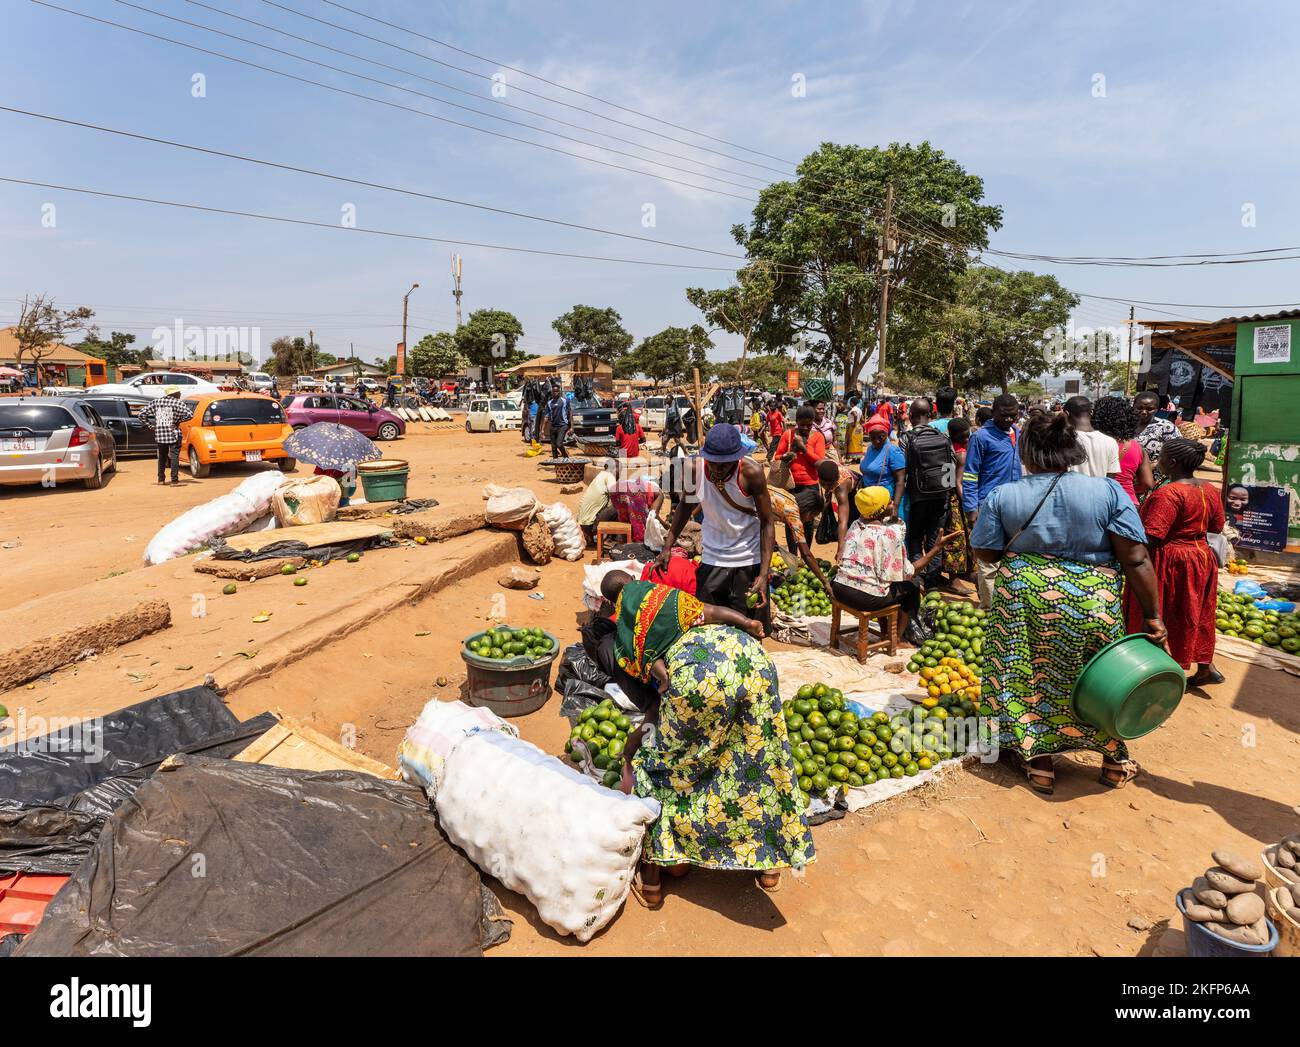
[78,393,161,457]
[282,394,405,441]
[358,377,382,394]
[179,393,295,478]
[78,371,222,400]
[641,395,692,430]
[294,375,325,392]
[245,371,275,393]
[0,396,116,488]
[465,398,522,433]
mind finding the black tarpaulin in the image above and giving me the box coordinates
[15,755,509,956]
[0,685,275,874]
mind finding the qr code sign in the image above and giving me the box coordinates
[1254,324,1292,364]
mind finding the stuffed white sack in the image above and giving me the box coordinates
[436,731,660,942]
[143,471,289,565]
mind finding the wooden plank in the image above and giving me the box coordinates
[221,519,392,554]
[235,714,400,779]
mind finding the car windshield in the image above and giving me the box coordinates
[0,404,75,434]
[202,398,285,426]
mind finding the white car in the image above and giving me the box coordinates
[246,371,274,393]
[80,371,222,399]
[641,395,692,430]
[294,375,325,392]
[465,397,522,433]
[359,377,382,393]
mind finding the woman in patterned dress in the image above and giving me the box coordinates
[941,417,975,589]
[970,415,1167,795]
[599,574,815,907]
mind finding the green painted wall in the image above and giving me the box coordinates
[1230,319,1300,550]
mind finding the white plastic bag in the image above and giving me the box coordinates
[485,487,538,530]
[542,502,585,561]
[143,471,289,565]
[436,731,660,942]
[271,474,341,527]
[397,698,517,797]
[643,513,667,552]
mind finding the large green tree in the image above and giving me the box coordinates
[11,293,96,382]
[734,141,1002,389]
[618,325,712,385]
[409,331,466,378]
[453,308,525,368]
[79,330,146,368]
[908,267,1077,393]
[267,335,320,377]
[551,304,633,364]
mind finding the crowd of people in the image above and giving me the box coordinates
[565,383,1227,903]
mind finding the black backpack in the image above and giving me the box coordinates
[903,424,956,500]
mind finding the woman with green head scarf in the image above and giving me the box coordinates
[599,573,814,907]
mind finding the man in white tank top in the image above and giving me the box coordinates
[657,424,776,634]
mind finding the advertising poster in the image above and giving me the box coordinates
[1225,483,1291,551]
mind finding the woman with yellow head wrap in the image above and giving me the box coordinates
[832,486,961,644]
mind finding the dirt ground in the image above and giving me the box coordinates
[5,421,1299,956]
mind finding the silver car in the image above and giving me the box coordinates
[0,397,117,489]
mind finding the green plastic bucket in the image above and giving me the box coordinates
[1071,633,1186,739]
[357,458,409,502]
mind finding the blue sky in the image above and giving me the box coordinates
[3,0,1299,370]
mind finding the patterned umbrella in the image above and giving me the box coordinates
[283,422,381,471]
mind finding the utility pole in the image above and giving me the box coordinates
[308,329,315,372]
[401,283,419,378]
[1125,304,1135,396]
[876,183,895,384]
[451,254,464,330]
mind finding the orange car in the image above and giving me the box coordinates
[180,392,296,478]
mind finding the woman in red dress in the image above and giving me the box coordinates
[1125,438,1224,686]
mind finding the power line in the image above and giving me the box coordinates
[0,175,755,270]
[185,0,773,187]
[33,1,759,203]
[112,0,768,192]
[0,105,750,261]
[310,0,794,168]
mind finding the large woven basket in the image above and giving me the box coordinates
[1178,421,1206,441]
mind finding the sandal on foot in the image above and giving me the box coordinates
[1023,758,1055,795]
[1099,758,1140,789]
[631,869,663,909]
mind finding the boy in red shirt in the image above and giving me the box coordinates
[766,401,787,460]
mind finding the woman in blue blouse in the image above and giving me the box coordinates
[858,415,906,519]
[969,415,1166,796]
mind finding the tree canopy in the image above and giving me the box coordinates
[11,294,96,376]
[409,331,466,378]
[552,304,633,364]
[454,308,524,368]
[733,141,1002,389]
[710,353,797,389]
[685,261,776,382]
[906,266,1077,393]
[617,325,712,385]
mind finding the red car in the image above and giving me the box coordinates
[281,393,405,441]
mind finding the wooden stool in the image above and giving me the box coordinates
[595,521,632,561]
[829,598,900,662]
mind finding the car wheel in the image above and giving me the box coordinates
[378,422,400,441]
[83,455,105,490]
[279,457,297,473]
[489,421,497,433]
[465,420,473,433]
[188,447,210,478]
[292,424,308,431]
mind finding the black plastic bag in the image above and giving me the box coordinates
[815,502,838,546]
[556,643,614,722]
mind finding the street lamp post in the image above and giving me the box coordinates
[400,283,419,378]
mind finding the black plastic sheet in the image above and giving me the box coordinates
[0,686,275,875]
[15,755,510,956]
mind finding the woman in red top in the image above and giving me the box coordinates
[766,402,786,461]
[1123,439,1224,686]
[615,405,645,460]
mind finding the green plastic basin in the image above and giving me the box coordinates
[357,459,409,502]
[1071,633,1186,739]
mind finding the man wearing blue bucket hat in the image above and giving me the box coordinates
[656,424,775,634]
